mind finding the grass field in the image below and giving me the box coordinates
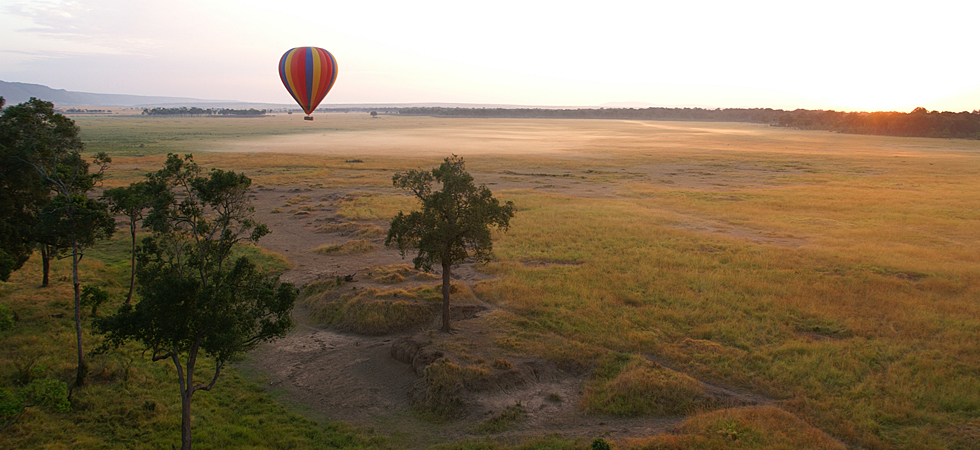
[4,112,980,449]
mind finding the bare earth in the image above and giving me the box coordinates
[238,181,770,448]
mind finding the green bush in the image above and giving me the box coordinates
[0,304,13,332]
[0,388,22,417]
[23,378,70,413]
[80,285,109,316]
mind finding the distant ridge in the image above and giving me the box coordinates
[0,80,249,108]
[0,81,631,110]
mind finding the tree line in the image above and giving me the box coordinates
[397,106,980,140]
[141,107,267,117]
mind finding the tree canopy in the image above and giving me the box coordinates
[101,181,153,303]
[386,155,515,332]
[96,154,295,450]
[0,97,113,387]
[0,99,52,280]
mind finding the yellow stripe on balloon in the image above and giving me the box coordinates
[310,48,321,109]
[283,50,298,107]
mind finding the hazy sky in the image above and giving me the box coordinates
[1,0,978,112]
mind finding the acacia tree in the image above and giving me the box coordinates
[0,97,51,281]
[1,98,114,387]
[386,155,515,332]
[101,181,152,303]
[96,154,296,450]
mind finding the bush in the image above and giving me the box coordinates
[0,388,22,417]
[23,378,70,413]
[591,438,612,450]
[80,285,108,316]
[0,304,13,332]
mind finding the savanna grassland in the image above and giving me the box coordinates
[3,112,980,449]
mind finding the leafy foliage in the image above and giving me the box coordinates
[101,181,153,303]
[35,194,116,260]
[80,285,109,317]
[96,154,296,450]
[0,98,66,280]
[1,378,70,432]
[0,97,113,387]
[0,304,13,332]
[386,155,515,331]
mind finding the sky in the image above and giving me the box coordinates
[1,0,978,112]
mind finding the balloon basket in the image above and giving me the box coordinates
[304,116,314,121]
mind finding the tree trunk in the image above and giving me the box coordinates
[40,245,50,287]
[441,261,452,332]
[180,386,193,450]
[72,242,87,387]
[178,343,199,450]
[127,222,136,304]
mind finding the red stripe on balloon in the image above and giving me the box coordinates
[279,46,337,116]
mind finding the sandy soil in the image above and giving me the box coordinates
[238,182,771,447]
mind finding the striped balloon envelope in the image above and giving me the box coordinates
[278,47,338,119]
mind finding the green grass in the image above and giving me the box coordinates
[76,114,385,157]
[0,233,382,449]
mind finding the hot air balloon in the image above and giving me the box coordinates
[279,47,338,120]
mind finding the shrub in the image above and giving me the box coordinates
[22,378,70,413]
[591,438,612,450]
[0,304,14,332]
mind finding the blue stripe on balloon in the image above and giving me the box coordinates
[305,47,315,110]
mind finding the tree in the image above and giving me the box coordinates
[386,155,515,332]
[0,97,51,281]
[96,154,296,450]
[101,181,152,303]
[1,97,113,387]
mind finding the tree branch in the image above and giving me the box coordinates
[151,347,174,362]
[193,361,224,393]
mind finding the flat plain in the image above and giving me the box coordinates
[4,112,980,449]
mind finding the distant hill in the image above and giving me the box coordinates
[0,81,580,111]
[0,80,261,108]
